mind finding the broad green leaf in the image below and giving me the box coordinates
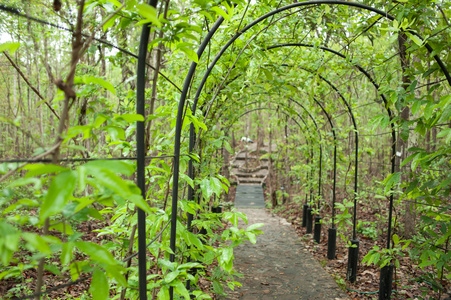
[165,270,180,283]
[41,171,77,221]
[407,33,423,46]
[200,177,213,200]
[104,265,127,287]
[187,232,203,249]
[8,177,42,189]
[246,223,264,232]
[128,194,153,214]
[84,160,135,176]
[61,242,73,265]
[84,76,116,95]
[0,42,20,54]
[103,15,118,32]
[245,232,256,244]
[0,222,20,264]
[400,122,409,141]
[22,164,69,178]
[94,115,107,128]
[221,247,233,264]
[75,241,116,265]
[198,11,213,22]
[172,279,190,299]
[323,4,330,13]
[90,269,109,300]
[400,152,418,168]
[107,126,125,141]
[392,234,399,245]
[115,113,144,123]
[210,177,222,196]
[411,100,423,116]
[136,3,162,27]
[211,6,230,21]
[383,172,401,195]
[262,68,273,81]
[157,285,170,299]
[179,47,199,63]
[179,173,194,189]
[22,232,51,255]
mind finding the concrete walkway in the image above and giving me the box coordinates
[223,185,349,300]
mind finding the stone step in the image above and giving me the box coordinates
[234,156,269,161]
[234,173,266,178]
[238,178,264,184]
[234,184,265,208]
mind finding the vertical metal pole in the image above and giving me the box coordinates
[170,17,224,299]
[312,98,337,258]
[379,125,397,297]
[136,1,158,298]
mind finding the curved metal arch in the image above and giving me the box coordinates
[264,42,397,248]
[207,65,359,241]
[310,98,338,227]
[288,66,360,238]
[287,99,323,200]
[170,2,451,294]
[225,106,316,159]
[225,107,315,193]
[221,97,325,205]
[221,93,338,227]
[310,97,338,259]
[135,1,159,298]
[138,13,225,300]
[276,102,321,209]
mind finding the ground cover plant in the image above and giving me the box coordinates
[0,0,451,299]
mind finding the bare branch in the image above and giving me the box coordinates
[3,52,60,119]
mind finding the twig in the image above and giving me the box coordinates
[0,141,61,183]
[78,3,126,57]
[3,52,60,119]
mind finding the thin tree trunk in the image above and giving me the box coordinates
[397,31,415,239]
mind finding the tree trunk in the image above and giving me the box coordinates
[257,103,264,154]
[397,32,415,239]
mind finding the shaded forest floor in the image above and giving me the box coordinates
[268,199,449,300]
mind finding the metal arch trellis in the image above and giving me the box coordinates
[222,99,324,215]
[225,107,315,165]
[275,100,325,237]
[219,92,340,259]
[136,0,158,299]
[285,99,324,241]
[264,42,399,254]
[145,1,451,299]
[3,0,450,299]
[264,42,398,258]
[310,97,339,259]
[224,106,316,216]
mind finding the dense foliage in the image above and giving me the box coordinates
[0,0,450,299]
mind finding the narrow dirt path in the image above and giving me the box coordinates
[222,185,349,300]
